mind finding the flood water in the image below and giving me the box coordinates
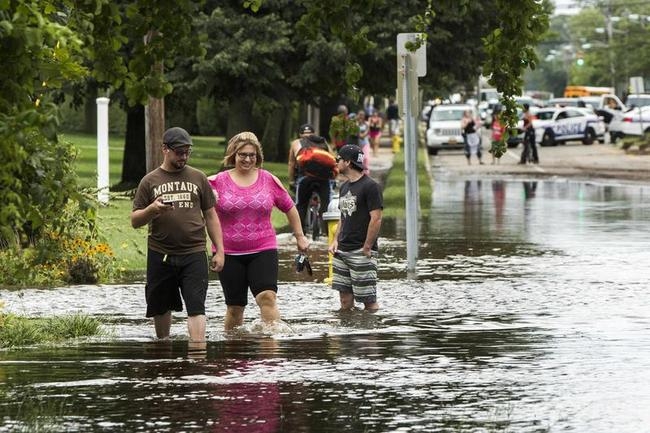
[2,174,650,432]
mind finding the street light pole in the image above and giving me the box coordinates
[605,10,616,90]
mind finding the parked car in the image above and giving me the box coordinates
[617,106,650,138]
[624,94,650,109]
[533,107,606,146]
[425,104,479,155]
[607,96,650,141]
[547,94,624,113]
[546,97,583,108]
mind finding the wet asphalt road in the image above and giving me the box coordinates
[429,133,650,184]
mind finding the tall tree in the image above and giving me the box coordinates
[192,0,297,159]
[481,0,550,155]
[239,0,550,156]
[0,0,90,245]
[78,0,204,185]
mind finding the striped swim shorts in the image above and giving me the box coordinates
[332,249,378,304]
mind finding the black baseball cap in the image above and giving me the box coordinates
[338,144,364,169]
[299,123,315,135]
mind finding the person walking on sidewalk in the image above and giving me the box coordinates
[131,127,225,343]
[386,98,400,139]
[368,110,383,156]
[329,104,358,151]
[461,109,483,165]
[519,103,539,164]
[328,144,383,312]
[490,107,505,164]
[356,110,371,174]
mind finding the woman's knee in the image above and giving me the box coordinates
[255,290,277,307]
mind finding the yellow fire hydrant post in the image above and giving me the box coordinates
[322,193,340,285]
[392,132,402,153]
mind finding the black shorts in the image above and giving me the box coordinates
[145,249,209,317]
[218,249,278,306]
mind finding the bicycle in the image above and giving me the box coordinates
[297,176,337,242]
[306,189,322,241]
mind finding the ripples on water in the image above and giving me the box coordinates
[2,177,650,432]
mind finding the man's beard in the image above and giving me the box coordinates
[171,160,186,170]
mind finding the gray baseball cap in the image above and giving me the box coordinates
[163,127,193,149]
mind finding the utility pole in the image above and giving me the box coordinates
[604,1,616,91]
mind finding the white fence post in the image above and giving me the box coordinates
[96,97,110,204]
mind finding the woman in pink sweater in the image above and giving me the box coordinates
[208,132,309,331]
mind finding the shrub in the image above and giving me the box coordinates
[0,202,124,287]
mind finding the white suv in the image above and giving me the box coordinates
[425,104,479,155]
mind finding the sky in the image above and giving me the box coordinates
[553,0,581,15]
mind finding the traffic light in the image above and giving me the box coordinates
[576,51,584,66]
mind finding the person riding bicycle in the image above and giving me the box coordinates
[288,124,337,235]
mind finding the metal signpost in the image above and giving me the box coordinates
[396,33,426,274]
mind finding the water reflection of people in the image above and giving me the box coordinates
[492,180,505,231]
[463,180,483,233]
[211,338,282,432]
[187,340,207,360]
[523,181,537,199]
[212,382,281,432]
[464,179,482,204]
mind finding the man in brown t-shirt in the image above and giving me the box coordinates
[131,127,224,344]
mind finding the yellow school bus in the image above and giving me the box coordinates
[564,85,615,98]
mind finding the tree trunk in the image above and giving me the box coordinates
[261,106,284,162]
[226,97,255,142]
[120,104,146,188]
[83,80,98,134]
[320,99,347,141]
[279,103,294,162]
[146,96,165,173]
[261,98,294,162]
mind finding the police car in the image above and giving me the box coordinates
[616,105,650,138]
[533,107,606,146]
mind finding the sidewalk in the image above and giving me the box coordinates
[367,134,396,186]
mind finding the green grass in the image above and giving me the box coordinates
[64,131,292,188]
[96,197,148,276]
[382,147,432,218]
[62,132,233,189]
[62,132,127,189]
[0,313,103,349]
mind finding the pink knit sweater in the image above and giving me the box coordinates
[208,169,294,254]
